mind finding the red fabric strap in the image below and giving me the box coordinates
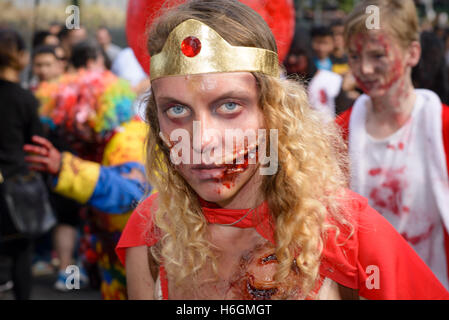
[442,104,449,283]
[335,108,353,145]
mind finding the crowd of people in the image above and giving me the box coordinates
[0,21,149,299]
[285,8,449,120]
[1,0,449,300]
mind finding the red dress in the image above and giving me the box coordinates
[116,190,449,299]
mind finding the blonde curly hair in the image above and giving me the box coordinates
[144,0,351,299]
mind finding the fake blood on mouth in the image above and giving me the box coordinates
[214,151,250,191]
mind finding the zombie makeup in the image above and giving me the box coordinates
[228,242,301,300]
[154,72,268,203]
[348,31,406,97]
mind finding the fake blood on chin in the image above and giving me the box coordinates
[213,153,250,192]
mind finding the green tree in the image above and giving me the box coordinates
[339,0,355,13]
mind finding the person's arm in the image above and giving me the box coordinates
[55,152,147,213]
[334,72,360,115]
[116,193,160,299]
[24,143,147,213]
[25,93,44,140]
[23,120,149,213]
[125,245,155,300]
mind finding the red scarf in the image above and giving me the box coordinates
[198,198,276,244]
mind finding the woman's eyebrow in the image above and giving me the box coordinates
[156,96,189,106]
[208,90,253,105]
[156,89,253,107]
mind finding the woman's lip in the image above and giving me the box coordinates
[191,164,225,169]
[191,167,226,179]
[191,162,249,180]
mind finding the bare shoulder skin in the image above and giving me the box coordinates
[126,245,155,300]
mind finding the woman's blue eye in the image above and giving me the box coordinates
[172,106,185,114]
[217,102,241,114]
[166,105,190,118]
[224,102,237,110]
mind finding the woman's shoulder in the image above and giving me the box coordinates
[320,189,395,288]
[115,192,160,265]
[127,192,159,230]
[319,189,367,289]
[135,192,159,216]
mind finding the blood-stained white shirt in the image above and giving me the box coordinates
[348,89,449,290]
[308,70,342,122]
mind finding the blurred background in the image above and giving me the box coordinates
[0,0,448,300]
[2,0,449,47]
[0,0,128,47]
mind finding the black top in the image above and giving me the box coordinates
[0,79,43,178]
[330,54,349,65]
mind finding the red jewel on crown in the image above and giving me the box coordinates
[181,36,201,57]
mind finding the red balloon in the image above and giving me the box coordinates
[126,0,295,75]
[239,0,296,64]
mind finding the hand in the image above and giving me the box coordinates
[342,71,357,92]
[23,136,62,175]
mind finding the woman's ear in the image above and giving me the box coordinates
[406,41,421,68]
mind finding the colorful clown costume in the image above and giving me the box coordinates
[35,69,149,299]
[53,120,147,299]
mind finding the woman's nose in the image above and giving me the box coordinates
[192,113,221,154]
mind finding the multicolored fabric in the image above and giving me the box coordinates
[36,69,136,138]
[36,69,148,299]
[53,152,101,204]
[51,119,148,299]
[102,120,147,166]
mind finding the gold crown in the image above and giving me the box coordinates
[150,19,280,81]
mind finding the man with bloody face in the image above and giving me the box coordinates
[337,0,449,290]
[116,0,448,299]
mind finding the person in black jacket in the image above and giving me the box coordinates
[412,31,449,105]
[0,28,43,300]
